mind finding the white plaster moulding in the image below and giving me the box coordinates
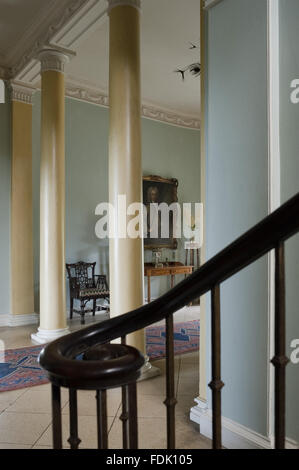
[10,81,37,104]
[37,47,76,74]
[65,81,200,129]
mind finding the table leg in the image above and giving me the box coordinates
[185,249,189,279]
[147,275,151,304]
[171,274,175,289]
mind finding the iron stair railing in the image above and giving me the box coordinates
[39,192,299,450]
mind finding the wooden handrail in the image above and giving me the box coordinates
[39,191,299,449]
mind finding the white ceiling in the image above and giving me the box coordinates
[67,0,201,117]
[0,0,201,118]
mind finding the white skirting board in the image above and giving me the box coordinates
[0,313,39,327]
[0,308,110,327]
[190,398,299,449]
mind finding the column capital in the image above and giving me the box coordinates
[37,46,76,74]
[107,0,141,14]
[10,81,36,105]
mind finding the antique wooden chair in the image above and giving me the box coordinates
[66,261,110,325]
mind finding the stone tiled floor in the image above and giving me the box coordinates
[0,307,210,449]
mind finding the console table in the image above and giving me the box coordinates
[144,262,193,303]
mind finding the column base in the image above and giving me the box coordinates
[138,355,161,381]
[31,327,70,345]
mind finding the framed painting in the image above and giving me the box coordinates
[143,175,178,250]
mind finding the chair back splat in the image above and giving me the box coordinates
[66,261,110,325]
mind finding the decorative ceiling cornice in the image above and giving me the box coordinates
[10,81,36,105]
[141,105,200,130]
[65,79,200,130]
[11,0,90,79]
[66,81,109,107]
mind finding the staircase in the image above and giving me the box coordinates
[39,192,299,450]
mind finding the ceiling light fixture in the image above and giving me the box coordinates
[174,42,201,81]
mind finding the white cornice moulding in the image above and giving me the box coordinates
[204,0,224,10]
[142,104,200,130]
[37,47,76,74]
[107,0,141,14]
[66,81,109,106]
[10,81,36,104]
[65,80,200,130]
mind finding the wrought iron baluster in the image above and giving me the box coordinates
[96,390,108,449]
[68,389,81,449]
[120,335,129,449]
[127,382,138,449]
[209,284,224,449]
[164,314,177,449]
[120,386,129,449]
[52,384,63,449]
[271,242,289,449]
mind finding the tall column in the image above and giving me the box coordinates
[108,0,143,348]
[32,48,73,344]
[10,82,35,322]
[108,0,158,378]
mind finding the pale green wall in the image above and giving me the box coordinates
[279,0,299,442]
[32,94,201,309]
[205,0,269,435]
[0,86,11,316]
[142,118,201,297]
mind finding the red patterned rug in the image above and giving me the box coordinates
[146,319,199,359]
[0,345,49,392]
[0,320,199,391]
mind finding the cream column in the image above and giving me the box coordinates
[108,0,159,378]
[32,48,73,344]
[10,82,35,323]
